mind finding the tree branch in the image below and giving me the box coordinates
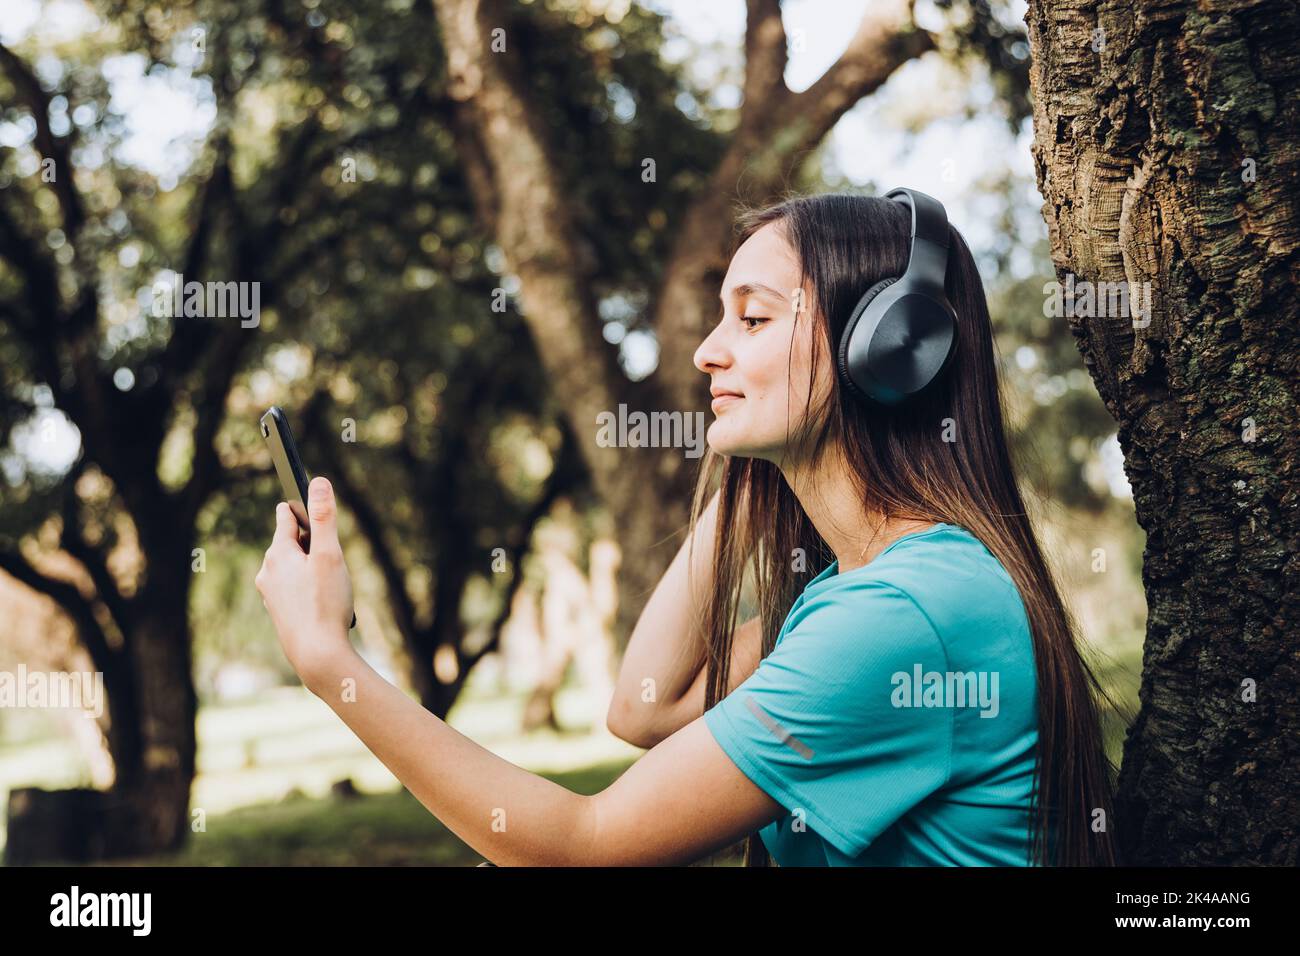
[315,420,423,642]
[777,0,934,147]
[431,0,631,507]
[0,547,118,674]
[0,40,84,235]
[741,0,790,130]
[650,0,935,414]
[463,420,585,673]
[58,458,133,635]
[178,117,325,524]
[0,198,64,344]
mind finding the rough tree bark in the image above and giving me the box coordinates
[431,0,935,643]
[1024,0,1298,864]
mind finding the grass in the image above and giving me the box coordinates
[110,760,640,867]
[1,679,653,865]
[3,628,1143,868]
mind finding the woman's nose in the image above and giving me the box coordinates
[694,322,730,374]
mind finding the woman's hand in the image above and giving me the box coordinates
[255,476,356,687]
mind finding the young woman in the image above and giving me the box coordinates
[256,190,1120,867]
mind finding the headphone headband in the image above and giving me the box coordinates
[886,187,950,295]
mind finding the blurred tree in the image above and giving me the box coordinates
[292,324,587,718]
[0,0,740,857]
[987,241,1123,512]
[0,0,513,857]
[431,0,1034,642]
[225,0,729,718]
[0,2,349,856]
[1025,0,1299,864]
[0,0,1052,863]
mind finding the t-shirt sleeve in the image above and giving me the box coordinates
[702,580,953,857]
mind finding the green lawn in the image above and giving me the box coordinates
[2,636,1141,867]
[112,761,640,867]
[0,681,746,866]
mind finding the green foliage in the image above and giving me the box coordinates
[0,0,1141,763]
[989,249,1125,511]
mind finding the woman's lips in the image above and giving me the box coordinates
[711,394,743,412]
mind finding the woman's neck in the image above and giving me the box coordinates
[779,443,933,575]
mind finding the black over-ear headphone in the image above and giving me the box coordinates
[836,187,959,407]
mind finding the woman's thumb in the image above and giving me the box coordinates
[308,476,337,529]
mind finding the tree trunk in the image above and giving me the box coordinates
[1024,0,1299,864]
[431,0,935,646]
[107,590,198,855]
[3,588,196,863]
[1,30,354,863]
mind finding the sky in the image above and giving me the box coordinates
[645,0,1044,264]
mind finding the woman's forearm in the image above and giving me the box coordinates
[607,491,721,742]
[305,643,594,867]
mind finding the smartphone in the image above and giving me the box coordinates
[260,406,355,630]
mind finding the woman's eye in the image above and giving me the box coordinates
[741,315,769,330]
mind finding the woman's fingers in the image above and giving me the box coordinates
[272,501,305,553]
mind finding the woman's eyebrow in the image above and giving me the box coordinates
[721,282,788,303]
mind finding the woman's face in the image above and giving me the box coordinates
[693,221,830,463]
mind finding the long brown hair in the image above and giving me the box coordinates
[690,191,1122,866]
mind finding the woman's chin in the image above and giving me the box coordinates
[705,424,738,456]
[706,422,768,460]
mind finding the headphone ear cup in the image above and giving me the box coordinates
[837,277,898,402]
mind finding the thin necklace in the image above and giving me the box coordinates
[856,514,891,566]
[857,516,930,567]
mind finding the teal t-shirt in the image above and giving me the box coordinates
[702,522,1044,866]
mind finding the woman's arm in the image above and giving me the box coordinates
[611,617,764,749]
[606,491,763,748]
[258,476,784,866]
[305,643,784,866]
